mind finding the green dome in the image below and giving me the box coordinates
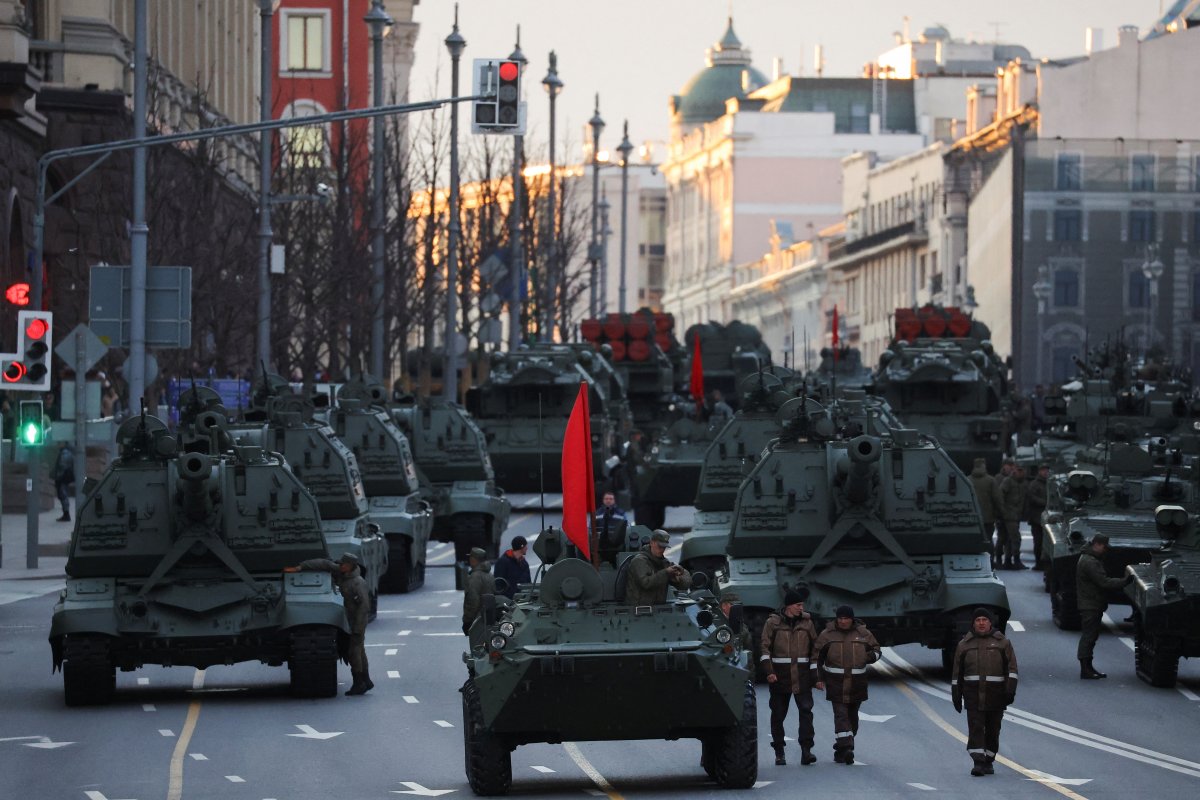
[674,19,767,125]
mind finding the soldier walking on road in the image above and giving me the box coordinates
[1076,534,1133,679]
[1026,465,1049,569]
[969,458,1001,567]
[998,465,1029,570]
[285,552,373,695]
[462,548,496,635]
[991,460,1015,566]
[53,441,76,522]
[624,530,691,606]
[815,605,881,765]
[951,608,1018,776]
[761,589,822,766]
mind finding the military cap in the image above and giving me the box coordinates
[719,591,741,603]
[338,552,362,566]
[834,604,855,619]
[783,588,809,606]
[469,547,488,561]
[650,529,670,544]
[1090,533,1110,545]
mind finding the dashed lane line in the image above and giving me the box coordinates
[387,671,401,679]
[386,648,398,656]
[142,704,155,712]
[398,630,412,637]
[159,729,175,737]
[225,775,244,783]
[433,720,454,728]
[137,677,150,685]
[167,668,206,800]
[907,784,936,791]
[189,754,207,761]
[1008,621,1025,632]
[403,696,419,704]
[531,765,555,773]
[1178,686,1200,701]
[563,742,625,800]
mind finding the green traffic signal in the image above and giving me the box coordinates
[21,420,42,446]
[18,399,44,446]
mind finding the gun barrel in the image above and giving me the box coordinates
[177,453,213,521]
[845,435,882,504]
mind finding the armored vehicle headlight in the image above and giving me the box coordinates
[714,627,733,645]
[499,622,515,637]
[1163,576,1182,594]
[489,634,508,651]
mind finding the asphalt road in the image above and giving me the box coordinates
[1,510,1198,800]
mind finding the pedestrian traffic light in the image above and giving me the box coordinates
[1,310,54,392]
[18,399,44,446]
[4,282,30,306]
[496,59,520,127]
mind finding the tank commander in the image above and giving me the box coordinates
[625,530,691,605]
[1076,533,1133,679]
[761,588,822,766]
[815,605,881,765]
[719,591,754,653]
[462,547,497,635]
[708,389,734,423]
[951,608,1018,776]
[284,552,373,696]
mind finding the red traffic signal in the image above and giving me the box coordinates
[26,317,49,340]
[3,361,26,382]
[5,282,30,306]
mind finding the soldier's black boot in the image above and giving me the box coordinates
[346,671,368,696]
[971,756,986,777]
[800,746,817,765]
[772,743,786,766]
[1013,558,1028,570]
[1080,659,1106,679]
[983,758,995,775]
[58,510,70,522]
[843,749,854,766]
[361,669,374,692]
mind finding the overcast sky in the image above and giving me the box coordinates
[406,0,1168,160]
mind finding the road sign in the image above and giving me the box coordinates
[89,265,192,348]
[55,324,109,374]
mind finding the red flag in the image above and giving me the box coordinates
[832,305,840,365]
[689,334,704,405]
[561,383,596,559]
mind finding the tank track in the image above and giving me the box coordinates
[62,634,116,707]
[1135,630,1181,688]
[288,626,339,698]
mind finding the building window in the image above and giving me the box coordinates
[1129,210,1156,242]
[283,11,330,73]
[281,101,329,168]
[849,103,869,134]
[1053,268,1079,308]
[1128,269,1149,309]
[1130,153,1156,192]
[1053,209,1082,242]
[1056,153,1081,191]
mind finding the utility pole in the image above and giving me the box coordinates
[540,52,563,340]
[444,6,465,402]
[257,0,274,372]
[366,1,393,380]
[129,0,148,410]
[616,121,633,314]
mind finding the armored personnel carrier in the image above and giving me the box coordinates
[49,414,348,705]
[460,528,756,795]
[390,394,511,560]
[233,379,387,612]
[1125,503,1200,687]
[718,398,1008,671]
[465,344,631,497]
[1041,436,1197,629]
[325,378,434,593]
[873,305,1008,473]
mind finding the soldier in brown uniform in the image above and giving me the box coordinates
[285,552,373,696]
[462,547,497,635]
[969,458,1002,567]
[760,589,822,766]
[951,608,1018,776]
[1025,464,1049,569]
[814,605,881,765]
[1076,533,1133,679]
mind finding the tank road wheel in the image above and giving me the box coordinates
[713,680,758,789]
[288,626,339,698]
[380,539,413,594]
[62,635,116,707]
[461,677,512,795]
[1051,588,1081,631]
[1135,631,1181,688]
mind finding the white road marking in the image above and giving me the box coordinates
[225,776,245,783]
[438,602,451,608]
[752,781,774,789]
[411,615,457,620]
[390,781,456,797]
[564,742,620,799]
[1025,770,1092,786]
[386,648,398,656]
[1119,637,1135,651]
[189,754,207,761]
[1178,686,1200,701]
[24,737,74,749]
[907,784,936,791]
[1008,620,1025,632]
[403,696,419,704]
[424,632,462,637]
[531,765,555,773]
[584,791,606,797]
[137,677,150,685]
[286,724,343,740]
[388,670,401,679]
[159,729,175,737]
[83,792,135,800]
[433,720,454,728]
[142,704,156,712]
[859,712,894,722]
[398,630,412,636]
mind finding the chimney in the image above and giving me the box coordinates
[772,57,784,81]
[1085,27,1104,55]
[1117,25,1139,47]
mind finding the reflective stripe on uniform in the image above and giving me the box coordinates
[964,674,1005,682]
[967,748,986,755]
[824,666,866,674]
[835,731,854,738]
[984,676,1005,682]
[771,657,810,663]
[1008,673,1018,679]
[759,654,771,661]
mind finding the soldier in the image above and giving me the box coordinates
[1026,464,1049,570]
[719,591,754,653]
[1076,533,1134,679]
[462,547,496,635]
[998,465,1028,570]
[815,605,881,765]
[492,536,531,600]
[708,390,734,423]
[991,460,1015,565]
[285,552,373,695]
[968,457,1002,567]
[625,530,691,605]
[951,608,1018,776]
[761,589,822,766]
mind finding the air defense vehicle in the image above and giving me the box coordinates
[49,413,348,705]
[718,398,1008,672]
[465,344,631,499]
[460,528,756,795]
[872,305,1009,473]
[1041,435,1198,629]
[679,320,772,407]
[390,393,511,560]
[1125,503,1200,687]
[234,378,387,613]
[324,377,434,593]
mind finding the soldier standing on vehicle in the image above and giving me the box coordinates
[719,591,753,653]
[1076,534,1133,679]
[998,465,1029,570]
[815,605,881,765]
[285,552,373,695]
[625,530,691,605]
[951,608,1018,776]
[1026,465,1049,570]
[492,536,531,599]
[462,547,496,635]
[761,589,822,766]
[969,458,1002,567]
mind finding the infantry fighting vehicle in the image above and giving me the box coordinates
[718,398,1008,671]
[460,528,756,795]
[325,378,434,593]
[466,344,631,498]
[1041,436,1198,629]
[235,378,387,612]
[873,305,1009,473]
[49,414,348,704]
[1125,503,1200,687]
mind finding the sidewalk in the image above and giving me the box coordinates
[0,508,74,606]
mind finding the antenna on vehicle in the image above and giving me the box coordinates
[538,392,546,532]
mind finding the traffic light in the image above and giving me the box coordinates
[18,399,44,446]
[471,59,524,135]
[4,282,30,306]
[496,59,520,127]
[1,310,53,392]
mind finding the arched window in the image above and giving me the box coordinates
[280,100,329,169]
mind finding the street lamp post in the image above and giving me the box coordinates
[616,121,633,315]
[256,0,274,374]
[1143,243,1165,357]
[540,52,563,341]
[599,190,611,317]
[444,6,465,402]
[366,0,393,381]
[508,30,528,350]
[1032,265,1053,386]
[588,95,605,318]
